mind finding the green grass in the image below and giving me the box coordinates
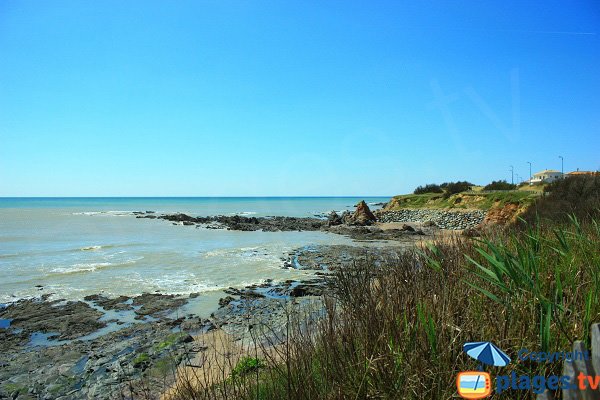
[231,357,265,378]
[154,332,188,352]
[133,352,150,366]
[385,189,538,210]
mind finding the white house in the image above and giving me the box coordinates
[529,169,563,184]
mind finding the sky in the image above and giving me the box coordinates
[0,1,599,196]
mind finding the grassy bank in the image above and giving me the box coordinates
[384,189,539,211]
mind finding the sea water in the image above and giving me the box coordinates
[0,197,387,304]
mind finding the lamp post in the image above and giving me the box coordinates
[509,165,514,185]
[559,156,564,176]
[527,162,532,185]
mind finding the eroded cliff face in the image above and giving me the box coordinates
[482,202,526,225]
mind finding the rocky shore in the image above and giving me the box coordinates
[0,201,435,399]
[136,201,438,242]
[376,208,486,230]
[136,212,326,232]
[0,241,412,399]
[0,293,212,399]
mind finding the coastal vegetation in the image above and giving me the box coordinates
[413,183,444,194]
[385,189,537,211]
[169,175,600,399]
[484,180,518,191]
[412,181,474,197]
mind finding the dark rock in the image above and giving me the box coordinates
[0,299,105,341]
[131,293,187,318]
[139,213,328,232]
[327,211,343,226]
[290,284,323,297]
[218,296,236,308]
[349,201,377,226]
[401,224,415,232]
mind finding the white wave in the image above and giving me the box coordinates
[132,272,225,296]
[48,257,141,275]
[50,262,113,274]
[72,211,133,217]
[227,211,257,216]
[203,246,262,257]
[80,245,103,251]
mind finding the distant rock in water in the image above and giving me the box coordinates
[327,211,343,226]
[349,200,377,226]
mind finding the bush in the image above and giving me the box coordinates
[413,184,443,194]
[483,180,517,191]
[520,174,600,224]
[441,181,473,198]
[231,357,264,378]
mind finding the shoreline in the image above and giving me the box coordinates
[0,232,431,399]
[0,203,462,399]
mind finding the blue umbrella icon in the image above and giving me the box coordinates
[464,341,511,367]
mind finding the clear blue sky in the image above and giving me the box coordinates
[1,1,598,196]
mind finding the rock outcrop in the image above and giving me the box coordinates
[348,200,377,226]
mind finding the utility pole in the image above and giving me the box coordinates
[509,165,514,185]
[559,155,564,176]
[527,161,532,185]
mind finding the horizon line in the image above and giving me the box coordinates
[0,195,394,199]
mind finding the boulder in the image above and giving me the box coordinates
[350,201,377,226]
[327,211,343,226]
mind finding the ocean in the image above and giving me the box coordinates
[0,197,387,308]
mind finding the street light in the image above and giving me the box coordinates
[559,156,564,176]
[527,161,532,185]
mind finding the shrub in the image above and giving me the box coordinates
[413,184,443,194]
[231,357,264,378]
[483,180,517,191]
[441,181,473,198]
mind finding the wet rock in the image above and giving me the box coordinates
[327,211,343,226]
[218,296,236,308]
[84,294,133,311]
[139,213,328,232]
[132,293,188,318]
[0,299,105,341]
[290,284,323,297]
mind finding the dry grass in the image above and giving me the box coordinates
[163,214,600,399]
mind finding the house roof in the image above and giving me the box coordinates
[533,169,561,176]
[567,171,597,175]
